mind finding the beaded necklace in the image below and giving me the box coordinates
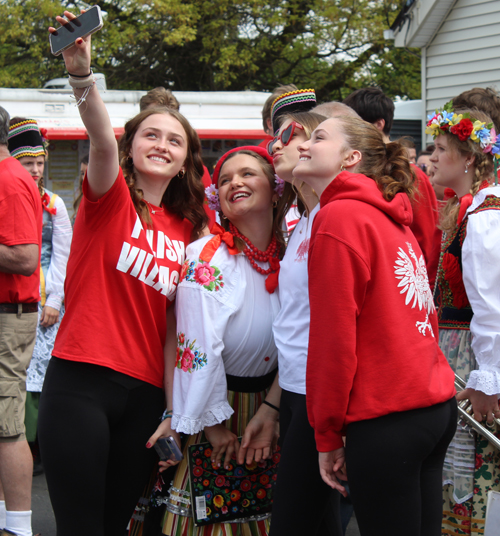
[229,223,279,276]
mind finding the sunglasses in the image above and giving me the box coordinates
[418,163,428,173]
[267,122,304,156]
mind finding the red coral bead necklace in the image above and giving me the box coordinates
[229,222,278,276]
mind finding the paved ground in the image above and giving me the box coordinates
[32,472,360,535]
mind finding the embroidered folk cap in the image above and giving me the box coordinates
[270,89,316,134]
[8,119,46,159]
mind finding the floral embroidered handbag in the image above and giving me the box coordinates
[187,440,280,526]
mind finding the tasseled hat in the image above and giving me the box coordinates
[8,119,46,159]
[270,89,316,134]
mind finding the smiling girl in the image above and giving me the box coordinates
[38,12,207,536]
[295,116,456,536]
[161,146,287,536]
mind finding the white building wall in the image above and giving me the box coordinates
[424,0,500,120]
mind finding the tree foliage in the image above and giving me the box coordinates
[0,0,421,100]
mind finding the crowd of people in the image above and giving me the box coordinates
[1,10,500,536]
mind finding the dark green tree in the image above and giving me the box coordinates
[0,0,421,100]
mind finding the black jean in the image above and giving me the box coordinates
[270,389,343,536]
[38,357,164,536]
[345,397,457,536]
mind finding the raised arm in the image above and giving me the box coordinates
[49,11,118,199]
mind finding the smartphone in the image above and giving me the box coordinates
[154,436,184,462]
[50,6,103,56]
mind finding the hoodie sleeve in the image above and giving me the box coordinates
[306,211,370,452]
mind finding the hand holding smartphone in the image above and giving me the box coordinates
[49,6,103,56]
[154,436,184,463]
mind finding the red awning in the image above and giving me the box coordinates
[44,127,268,141]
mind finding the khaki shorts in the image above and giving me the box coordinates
[0,311,38,442]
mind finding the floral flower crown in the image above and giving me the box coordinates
[205,175,285,212]
[425,101,500,159]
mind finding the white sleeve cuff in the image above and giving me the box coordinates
[467,369,500,396]
[44,294,63,311]
[172,402,234,435]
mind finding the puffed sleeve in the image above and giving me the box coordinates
[171,242,240,435]
[462,207,500,395]
[45,196,73,311]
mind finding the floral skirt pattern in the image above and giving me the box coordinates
[440,328,500,535]
[162,389,271,536]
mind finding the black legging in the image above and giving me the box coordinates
[270,389,343,536]
[38,357,164,536]
[345,397,457,536]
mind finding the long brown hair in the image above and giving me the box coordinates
[438,108,495,233]
[118,107,208,240]
[335,115,416,201]
[217,150,287,257]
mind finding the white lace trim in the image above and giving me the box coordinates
[172,402,234,435]
[467,369,500,396]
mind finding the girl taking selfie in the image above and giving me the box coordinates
[39,12,207,536]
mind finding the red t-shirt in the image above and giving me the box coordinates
[53,169,193,388]
[0,157,42,303]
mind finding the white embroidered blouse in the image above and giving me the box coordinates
[171,234,280,435]
[462,186,500,396]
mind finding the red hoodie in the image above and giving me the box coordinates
[306,171,455,452]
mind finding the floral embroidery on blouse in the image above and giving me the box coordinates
[181,259,224,292]
[176,333,208,373]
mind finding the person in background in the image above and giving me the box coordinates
[140,87,180,113]
[452,87,500,131]
[427,105,500,535]
[416,145,434,175]
[297,115,456,536]
[0,106,43,536]
[261,84,298,138]
[313,101,359,120]
[72,153,88,225]
[7,119,72,478]
[398,137,417,163]
[427,164,445,203]
[39,13,208,536]
[343,87,441,290]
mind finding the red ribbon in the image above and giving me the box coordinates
[200,223,280,294]
[41,192,57,215]
[199,222,240,263]
[456,181,490,225]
